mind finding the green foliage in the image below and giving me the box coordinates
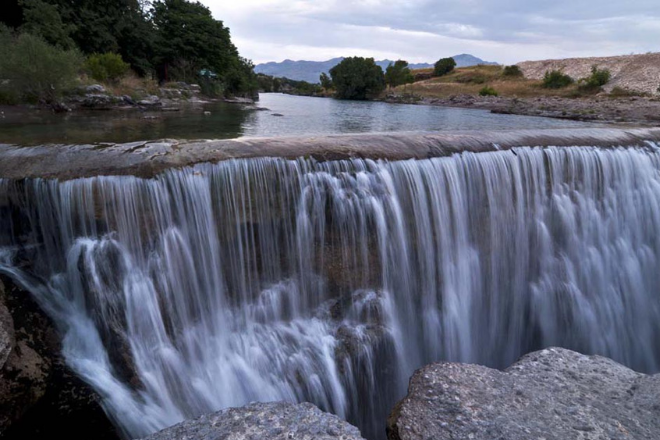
[85,53,129,83]
[18,0,75,49]
[433,57,456,77]
[542,70,574,89]
[502,65,523,78]
[319,72,333,89]
[151,0,255,96]
[385,60,414,88]
[329,57,385,100]
[479,86,498,96]
[578,66,611,93]
[0,31,82,103]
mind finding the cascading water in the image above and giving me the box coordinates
[1,145,660,439]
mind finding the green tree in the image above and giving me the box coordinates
[152,0,255,96]
[433,57,456,77]
[579,66,611,90]
[319,72,333,89]
[18,0,75,49]
[0,31,82,103]
[385,60,414,88]
[329,57,385,100]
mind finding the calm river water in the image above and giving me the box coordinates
[0,93,595,145]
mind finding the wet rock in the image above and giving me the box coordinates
[0,276,118,440]
[122,95,137,106]
[139,401,365,440]
[82,94,122,109]
[387,347,660,440]
[138,95,162,107]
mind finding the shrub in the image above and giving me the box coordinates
[542,70,574,89]
[578,66,611,93]
[502,65,523,78]
[0,31,82,103]
[433,57,456,77]
[85,53,130,83]
[479,86,498,96]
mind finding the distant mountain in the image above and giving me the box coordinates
[255,54,498,83]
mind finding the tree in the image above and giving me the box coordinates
[0,31,82,103]
[18,0,75,49]
[433,57,456,77]
[319,72,333,89]
[385,60,414,88]
[329,57,385,100]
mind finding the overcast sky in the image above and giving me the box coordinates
[203,0,660,65]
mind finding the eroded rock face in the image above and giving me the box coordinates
[387,347,660,440]
[140,402,366,440]
[0,276,119,440]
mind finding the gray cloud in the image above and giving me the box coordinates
[204,0,660,64]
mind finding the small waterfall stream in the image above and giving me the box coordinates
[1,145,660,439]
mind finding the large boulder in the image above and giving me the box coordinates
[0,276,119,440]
[140,401,366,440]
[387,347,660,440]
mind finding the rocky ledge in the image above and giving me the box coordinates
[387,347,660,440]
[2,127,660,180]
[139,401,365,440]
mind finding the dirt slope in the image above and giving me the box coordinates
[517,52,660,95]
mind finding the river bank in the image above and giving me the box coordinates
[382,93,660,125]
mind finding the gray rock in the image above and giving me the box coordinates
[85,84,106,94]
[387,347,660,440]
[138,95,162,107]
[82,94,122,108]
[0,280,14,369]
[140,401,365,440]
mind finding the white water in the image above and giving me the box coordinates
[2,146,660,439]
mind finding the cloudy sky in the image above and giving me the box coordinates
[203,0,660,65]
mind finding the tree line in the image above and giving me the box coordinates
[0,0,258,103]
[323,56,457,100]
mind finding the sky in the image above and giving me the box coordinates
[202,0,660,65]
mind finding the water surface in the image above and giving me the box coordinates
[0,93,596,145]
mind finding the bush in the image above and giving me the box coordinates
[0,31,82,103]
[433,57,456,77]
[479,86,498,96]
[578,66,611,92]
[542,70,574,89]
[502,65,523,78]
[329,57,385,100]
[85,52,130,83]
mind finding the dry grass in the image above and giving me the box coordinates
[393,65,588,99]
[107,73,160,99]
[79,71,160,100]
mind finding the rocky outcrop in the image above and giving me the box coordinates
[517,52,660,95]
[387,347,660,440]
[140,402,365,440]
[0,276,118,440]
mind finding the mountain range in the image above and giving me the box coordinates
[255,54,498,83]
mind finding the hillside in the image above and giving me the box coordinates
[255,54,497,83]
[517,52,660,95]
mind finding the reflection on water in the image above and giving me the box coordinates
[0,93,596,145]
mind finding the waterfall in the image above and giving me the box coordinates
[2,145,660,439]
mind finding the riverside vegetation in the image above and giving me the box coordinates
[0,0,258,109]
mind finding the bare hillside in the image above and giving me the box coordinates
[517,53,660,95]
